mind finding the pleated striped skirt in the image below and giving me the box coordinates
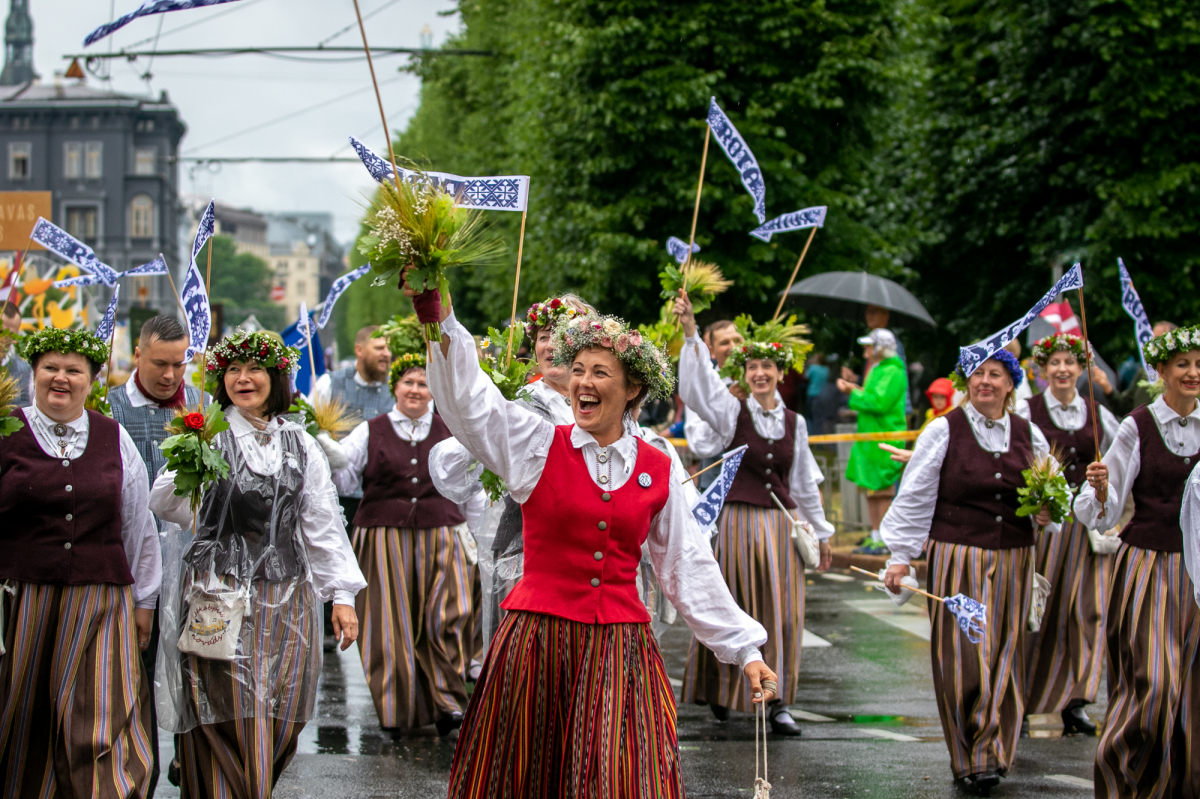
[1094,545,1200,799]
[681,502,803,712]
[0,581,154,799]
[351,525,472,730]
[447,611,682,799]
[927,540,1031,780]
[1023,519,1112,713]
[177,578,321,799]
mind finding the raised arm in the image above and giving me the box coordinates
[677,334,740,445]
[880,416,952,566]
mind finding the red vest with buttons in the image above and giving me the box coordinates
[354,413,466,530]
[725,401,797,509]
[1026,393,1094,489]
[0,409,133,585]
[1119,405,1192,553]
[928,407,1034,550]
[504,425,671,624]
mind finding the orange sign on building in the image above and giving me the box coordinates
[0,192,52,251]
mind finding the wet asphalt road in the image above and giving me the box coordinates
[154,570,1102,798]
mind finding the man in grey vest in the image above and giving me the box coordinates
[1,301,30,406]
[110,314,208,795]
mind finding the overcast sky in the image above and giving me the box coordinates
[33,0,461,244]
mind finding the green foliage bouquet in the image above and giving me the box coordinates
[658,259,732,315]
[719,314,813,390]
[0,371,24,437]
[1016,446,1074,534]
[83,379,112,417]
[373,313,425,357]
[159,403,232,514]
[472,328,535,502]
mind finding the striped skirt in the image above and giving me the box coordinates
[682,502,803,712]
[1023,520,1112,713]
[927,540,1031,780]
[1094,545,1200,799]
[447,611,682,799]
[351,525,472,730]
[0,581,154,799]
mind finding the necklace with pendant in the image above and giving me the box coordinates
[595,445,612,486]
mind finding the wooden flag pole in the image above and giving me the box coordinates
[685,125,711,269]
[200,239,214,411]
[161,254,189,321]
[683,453,729,485]
[1076,286,1106,517]
[352,0,404,192]
[772,225,818,322]
[505,206,529,366]
[848,565,945,604]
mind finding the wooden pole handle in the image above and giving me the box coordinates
[773,225,818,322]
[1075,286,1106,517]
[684,125,711,269]
[848,565,944,603]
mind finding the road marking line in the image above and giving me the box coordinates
[843,599,932,641]
[821,573,854,582]
[669,677,683,688]
[860,728,921,742]
[791,709,835,722]
[1046,775,1093,789]
[802,629,832,648]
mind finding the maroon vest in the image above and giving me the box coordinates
[928,407,1034,550]
[1119,406,1193,553]
[0,409,132,585]
[725,401,797,510]
[1027,394,1095,490]
[354,413,466,530]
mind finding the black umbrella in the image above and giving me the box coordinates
[780,271,937,329]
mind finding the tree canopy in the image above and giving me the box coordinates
[202,235,286,333]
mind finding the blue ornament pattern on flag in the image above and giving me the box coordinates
[181,201,216,361]
[1118,258,1157,383]
[95,284,121,341]
[942,593,987,644]
[121,256,170,277]
[349,137,529,212]
[749,206,827,243]
[31,217,119,286]
[707,98,767,224]
[666,236,700,264]
[297,301,311,343]
[690,444,749,533]
[316,264,370,330]
[84,0,243,46]
[54,273,109,289]
[958,263,1084,378]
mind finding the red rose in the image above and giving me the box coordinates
[549,298,563,309]
[183,412,205,431]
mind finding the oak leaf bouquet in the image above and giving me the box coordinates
[0,370,23,437]
[471,328,535,501]
[159,403,231,513]
[1016,445,1074,534]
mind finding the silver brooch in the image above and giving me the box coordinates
[638,473,652,488]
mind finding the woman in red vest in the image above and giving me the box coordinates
[419,286,774,798]
[1015,334,1119,736]
[331,347,477,736]
[882,351,1054,795]
[1077,325,1200,798]
[673,293,833,736]
[150,331,365,799]
[0,328,160,798]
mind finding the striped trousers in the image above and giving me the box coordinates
[682,502,804,713]
[1094,545,1200,799]
[352,525,472,730]
[927,540,1031,780]
[1024,520,1112,713]
[0,582,154,799]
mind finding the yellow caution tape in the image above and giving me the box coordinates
[666,430,920,448]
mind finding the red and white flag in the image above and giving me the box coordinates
[0,252,21,303]
[1039,301,1079,334]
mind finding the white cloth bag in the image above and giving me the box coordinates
[177,582,249,662]
[1027,552,1051,633]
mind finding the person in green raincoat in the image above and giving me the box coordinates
[837,328,908,541]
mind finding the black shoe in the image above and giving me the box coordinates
[963,771,1000,796]
[768,705,802,737]
[708,703,729,722]
[1062,702,1097,736]
[166,758,181,788]
[435,711,464,737]
[1020,716,1029,738]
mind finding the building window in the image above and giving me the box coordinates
[129,195,154,238]
[8,142,30,180]
[134,147,156,176]
[136,119,155,133]
[65,206,98,243]
[84,142,102,179]
[297,280,306,295]
[64,142,82,179]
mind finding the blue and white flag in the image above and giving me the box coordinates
[958,263,1085,378]
[1118,258,1157,383]
[749,205,827,243]
[297,301,311,343]
[31,217,120,286]
[181,201,216,361]
[943,593,987,644]
[95,284,120,341]
[84,0,243,46]
[666,236,700,264]
[54,273,109,289]
[350,137,530,212]
[707,98,767,224]
[281,316,325,396]
[122,255,170,277]
[690,444,749,534]
[316,263,371,329]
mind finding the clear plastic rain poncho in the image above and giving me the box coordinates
[156,426,322,733]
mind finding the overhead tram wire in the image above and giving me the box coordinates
[64,46,493,65]
[318,0,405,47]
[172,157,361,164]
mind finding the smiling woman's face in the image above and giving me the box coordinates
[1161,349,1200,404]
[535,328,569,393]
[744,358,781,402]
[1045,351,1082,395]
[223,360,271,416]
[34,351,93,422]
[570,347,641,444]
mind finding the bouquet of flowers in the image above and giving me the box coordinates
[472,328,535,502]
[0,371,24,437]
[1016,445,1074,534]
[159,403,232,514]
[288,395,361,440]
[658,259,732,315]
[357,174,504,341]
[84,379,112,417]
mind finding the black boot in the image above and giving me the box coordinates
[1061,700,1097,735]
[964,771,1001,796]
[767,704,802,737]
[435,711,464,737]
[1020,716,1029,738]
[708,703,729,722]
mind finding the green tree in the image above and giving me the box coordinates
[202,236,287,332]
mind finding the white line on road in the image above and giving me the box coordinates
[802,629,832,648]
[669,677,683,688]
[860,728,922,742]
[791,709,835,722]
[843,599,932,641]
[820,573,855,582]
[1047,775,1093,789]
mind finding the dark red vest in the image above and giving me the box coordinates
[1027,394,1095,489]
[928,407,1035,550]
[505,425,671,624]
[725,401,797,510]
[1119,406,1193,553]
[354,413,466,530]
[0,409,132,585]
